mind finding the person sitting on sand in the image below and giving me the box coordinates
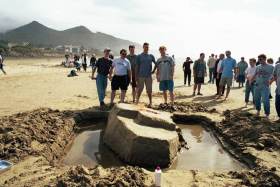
[92,48,113,109]
[155,46,175,105]
[244,58,257,107]
[236,57,248,88]
[126,45,138,103]
[73,55,81,71]
[192,53,207,96]
[214,54,225,96]
[109,49,132,106]
[136,42,156,107]
[0,51,7,75]
[252,54,274,118]
[217,50,237,100]
[271,61,280,121]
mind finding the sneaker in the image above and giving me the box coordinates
[197,93,203,96]
[192,92,196,96]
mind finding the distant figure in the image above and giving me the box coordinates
[193,53,207,96]
[82,53,87,72]
[271,62,280,120]
[0,51,7,75]
[207,54,216,84]
[244,58,257,107]
[90,54,96,68]
[217,50,237,100]
[109,49,131,105]
[126,45,138,102]
[183,57,193,86]
[136,42,156,107]
[276,57,280,64]
[73,55,81,71]
[155,46,175,105]
[236,57,248,88]
[214,54,225,96]
[267,58,274,99]
[109,53,114,60]
[91,48,113,109]
[253,54,274,117]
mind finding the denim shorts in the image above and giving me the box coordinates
[159,80,174,91]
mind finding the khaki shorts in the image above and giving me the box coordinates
[220,77,233,87]
[138,77,153,94]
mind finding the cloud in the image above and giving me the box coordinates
[0,0,280,59]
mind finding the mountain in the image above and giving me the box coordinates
[1,21,140,52]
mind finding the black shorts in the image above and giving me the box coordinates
[194,77,204,84]
[111,75,129,90]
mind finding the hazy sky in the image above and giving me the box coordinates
[1,0,280,59]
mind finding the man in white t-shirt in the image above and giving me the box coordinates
[244,58,257,107]
[109,49,132,105]
[0,52,7,75]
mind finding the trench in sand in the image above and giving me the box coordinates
[62,120,245,171]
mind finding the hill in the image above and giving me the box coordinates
[0,21,140,53]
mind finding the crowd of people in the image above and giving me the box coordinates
[89,43,280,120]
[91,43,175,109]
[182,52,280,119]
[1,45,280,120]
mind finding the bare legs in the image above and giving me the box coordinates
[110,90,127,105]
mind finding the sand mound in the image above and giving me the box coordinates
[53,166,153,187]
[154,102,216,113]
[0,108,75,163]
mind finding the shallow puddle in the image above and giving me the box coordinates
[170,124,244,171]
[63,125,244,171]
[63,130,123,168]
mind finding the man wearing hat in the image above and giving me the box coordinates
[91,48,113,109]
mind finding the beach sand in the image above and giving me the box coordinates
[0,57,277,119]
[0,58,279,186]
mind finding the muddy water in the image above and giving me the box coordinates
[63,125,244,171]
[63,130,124,168]
[170,124,244,171]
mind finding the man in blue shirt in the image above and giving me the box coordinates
[136,43,156,107]
[253,54,274,118]
[217,50,237,100]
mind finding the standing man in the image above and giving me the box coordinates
[155,46,175,105]
[271,61,280,121]
[214,54,225,96]
[276,57,280,64]
[207,54,216,84]
[193,53,207,96]
[237,57,248,88]
[244,58,257,107]
[217,51,237,100]
[253,54,274,117]
[0,50,6,75]
[82,53,87,72]
[126,45,138,103]
[109,49,132,105]
[136,43,156,107]
[90,54,96,68]
[92,48,113,109]
[183,57,193,86]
